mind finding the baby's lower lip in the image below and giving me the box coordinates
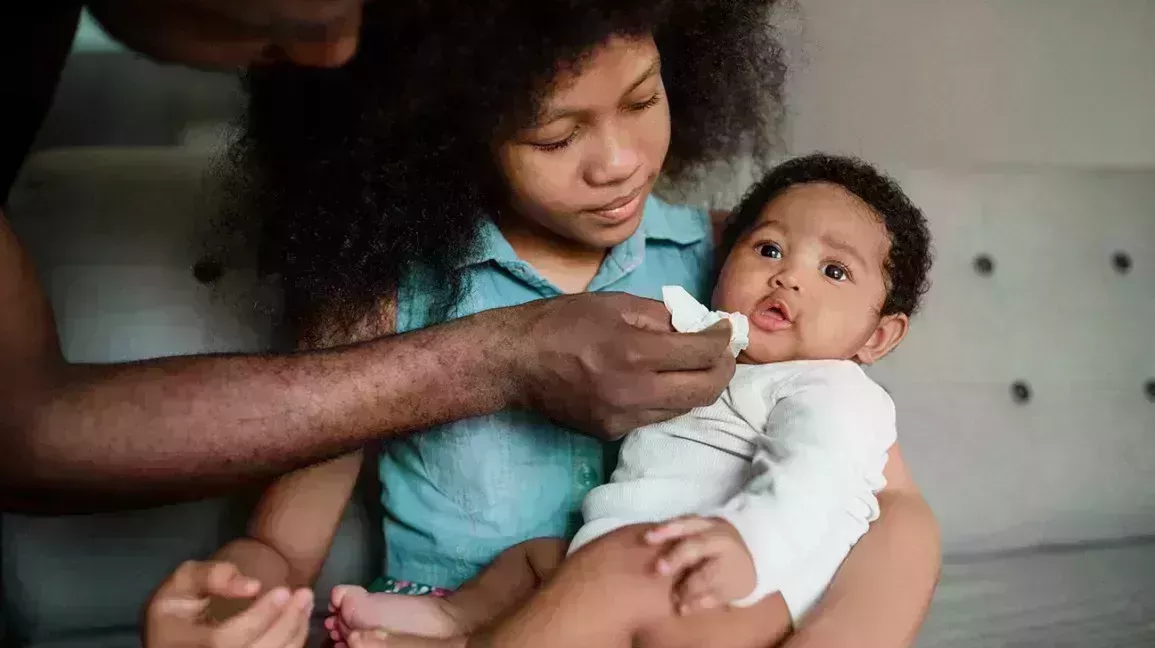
[751,309,793,332]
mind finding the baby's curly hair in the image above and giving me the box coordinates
[220,0,786,334]
[719,153,933,316]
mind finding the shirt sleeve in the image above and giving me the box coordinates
[709,365,897,619]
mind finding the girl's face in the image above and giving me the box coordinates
[495,35,671,251]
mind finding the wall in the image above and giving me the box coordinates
[784,0,1155,170]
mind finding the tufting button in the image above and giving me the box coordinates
[1145,379,1155,403]
[192,259,224,285]
[973,254,994,276]
[1011,380,1031,404]
[1112,251,1132,275]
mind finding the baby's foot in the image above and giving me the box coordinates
[346,629,467,648]
[325,585,465,642]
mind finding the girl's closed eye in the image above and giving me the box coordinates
[530,127,581,152]
[626,93,662,112]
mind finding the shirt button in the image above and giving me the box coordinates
[576,464,598,487]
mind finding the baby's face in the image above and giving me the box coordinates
[713,182,899,365]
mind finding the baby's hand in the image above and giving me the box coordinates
[645,516,756,615]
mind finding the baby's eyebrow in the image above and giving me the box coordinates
[821,234,868,268]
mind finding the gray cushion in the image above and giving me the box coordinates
[918,540,1155,647]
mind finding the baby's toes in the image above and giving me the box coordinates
[347,629,391,648]
[331,584,366,610]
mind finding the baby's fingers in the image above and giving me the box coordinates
[656,533,722,577]
[677,558,724,603]
[645,516,715,545]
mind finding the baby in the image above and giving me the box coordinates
[326,153,933,646]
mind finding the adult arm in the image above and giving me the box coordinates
[0,209,735,513]
[782,443,942,648]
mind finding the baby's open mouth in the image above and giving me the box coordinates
[763,305,788,320]
[751,297,794,332]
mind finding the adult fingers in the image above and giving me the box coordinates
[211,587,293,647]
[162,561,260,601]
[629,322,735,373]
[614,293,679,332]
[628,356,736,411]
[285,606,313,648]
[251,589,313,648]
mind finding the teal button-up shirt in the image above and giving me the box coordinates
[380,196,715,589]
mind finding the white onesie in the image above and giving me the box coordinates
[567,287,896,624]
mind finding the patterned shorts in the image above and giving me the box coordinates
[370,576,453,598]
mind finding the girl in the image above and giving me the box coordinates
[150,0,939,646]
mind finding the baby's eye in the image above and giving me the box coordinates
[823,264,849,281]
[758,243,782,259]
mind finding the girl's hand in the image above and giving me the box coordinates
[645,516,757,614]
[143,560,314,648]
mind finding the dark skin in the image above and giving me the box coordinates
[0,0,736,514]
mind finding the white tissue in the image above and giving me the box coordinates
[661,285,750,357]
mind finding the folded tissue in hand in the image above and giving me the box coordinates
[661,285,749,357]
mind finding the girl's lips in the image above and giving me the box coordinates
[588,190,644,225]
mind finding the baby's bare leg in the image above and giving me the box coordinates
[446,537,567,631]
[330,538,566,643]
[469,524,793,648]
[339,539,568,648]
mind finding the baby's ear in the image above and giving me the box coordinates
[854,313,909,365]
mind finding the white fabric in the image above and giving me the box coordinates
[570,288,897,623]
[662,285,750,357]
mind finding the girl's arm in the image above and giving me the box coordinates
[206,307,395,620]
[783,443,942,648]
[207,450,363,620]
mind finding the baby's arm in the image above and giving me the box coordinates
[699,364,897,620]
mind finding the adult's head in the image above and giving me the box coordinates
[226,0,786,332]
[86,0,366,68]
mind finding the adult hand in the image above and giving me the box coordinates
[143,560,314,648]
[500,292,736,440]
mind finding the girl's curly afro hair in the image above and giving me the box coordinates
[222,0,787,334]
